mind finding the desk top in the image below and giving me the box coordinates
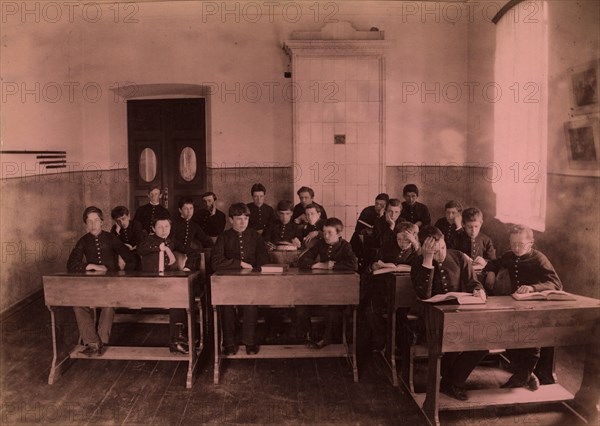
[213,267,356,276]
[45,271,197,278]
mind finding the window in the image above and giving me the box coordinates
[493,1,548,231]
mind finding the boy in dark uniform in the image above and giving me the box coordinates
[400,184,431,227]
[172,197,214,271]
[133,185,170,234]
[484,225,562,391]
[373,198,403,248]
[292,186,328,224]
[300,203,324,249]
[350,193,389,271]
[411,225,487,401]
[433,200,463,249]
[211,203,270,355]
[247,183,276,234]
[192,191,227,238]
[137,214,190,354]
[67,206,135,356]
[455,207,496,268]
[264,199,302,249]
[296,218,358,348]
[110,205,147,270]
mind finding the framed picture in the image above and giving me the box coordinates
[569,59,599,115]
[563,117,600,170]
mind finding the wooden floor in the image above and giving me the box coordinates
[0,298,590,425]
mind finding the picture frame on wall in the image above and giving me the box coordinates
[563,117,600,171]
[569,59,599,115]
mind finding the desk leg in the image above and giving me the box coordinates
[388,306,399,387]
[196,298,204,353]
[47,306,76,385]
[213,306,220,385]
[422,350,442,426]
[186,308,199,389]
[351,307,358,383]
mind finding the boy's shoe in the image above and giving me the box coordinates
[500,373,529,388]
[308,338,330,350]
[440,378,468,401]
[80,342,104,357]
[170,341,189,355]
[222,345,238,355]
[527,373,540,391]
[245,345,259,355]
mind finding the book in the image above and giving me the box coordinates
[260,264,289,273]
[422,291,486,305]
[511,290,576,301]
[372,261,411,275]
[274,242,298,251]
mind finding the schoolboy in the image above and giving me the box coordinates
[483,225,562,390]
[133,185,171,234]
[292,186,328,224]
[411,225,487,401]
[211,203,270,355]
[366,221,420,351]
[192,191,227,238]
[455,207,496,268]
[433,200,463,249]
[172,197,214,271]
[263,199,302,249]
[67,206,135,356]
[373,198,403,248]
[137,214,189,354]
[246,183,276,234]
[350,193,389,267]
[110,205,147,270]
[297,218,358,348]
[399,184,431,227]
[300,203,324,249]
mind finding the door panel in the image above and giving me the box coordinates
[127,99,206,218]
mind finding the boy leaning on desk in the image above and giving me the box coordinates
[483,224,563,391]
[411,225,488,401]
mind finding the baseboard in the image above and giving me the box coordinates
[0,289,44,322]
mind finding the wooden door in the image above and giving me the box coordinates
[127,98,206,218]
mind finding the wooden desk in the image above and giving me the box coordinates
[418,295,600,425]
[210,268,359,384]
[43,271,203,389]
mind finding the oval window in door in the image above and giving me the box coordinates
[139,148,157,182]
[179,147,197,182]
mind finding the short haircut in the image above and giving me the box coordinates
[251,183,266,195]
[201,191,217,201]
[375,193,390,202]
[228,202,250,218]
[420,225,444,242]
[462,207,483,223]
[83,206,103,223]
[509,224,534,241]
[147,185,161,194]
[178,196,194,209]
[323,217,344,233]
[388,198,402,208]
[297,186,315,198]
[304,203,321,214]
[111,205,129,219]
[444,200,463,212]
[151,212,171,228]
[394,221,418,235]
[403,184,419,196]
[276,199,294,212]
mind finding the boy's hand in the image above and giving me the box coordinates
[86,264,107,272]
[311,262,329,270]
[295,214,306,224]
[240,261,253,269]
[327,260,335,270]
[304,231,319,244]
[473,256,487,267]
[159,242,166,251]
[385,211,395,228]
[516,285,535,294]
[473,289,487,302]
[454,216,462,229]
[421,237,437,268]
[404,231,419,249]
[124,243,134,251]
[372,261,382,271]
[291,237,302,248]
[115,224,121,234]
[164,246,176,265]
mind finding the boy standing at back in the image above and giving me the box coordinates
[192,191,227,238]
[455,207,496,268]
[400,184,431,227]
[247,183,276,234]
[211,203,270,355]
[67,206,135,356]
[292,186,328,224]
[373,198,403,248]
[133,185,171,234]
[484,225,562,390]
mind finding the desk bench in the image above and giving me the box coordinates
[43,271,203,389]
[210,268,359,384]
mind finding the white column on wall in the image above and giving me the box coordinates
[285,23,386,239]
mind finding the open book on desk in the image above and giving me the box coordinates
[273,241,298,251]
[260,264,289,273]
[372,261,411,275]
[422,291,486,305]
[511,290,576,301]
